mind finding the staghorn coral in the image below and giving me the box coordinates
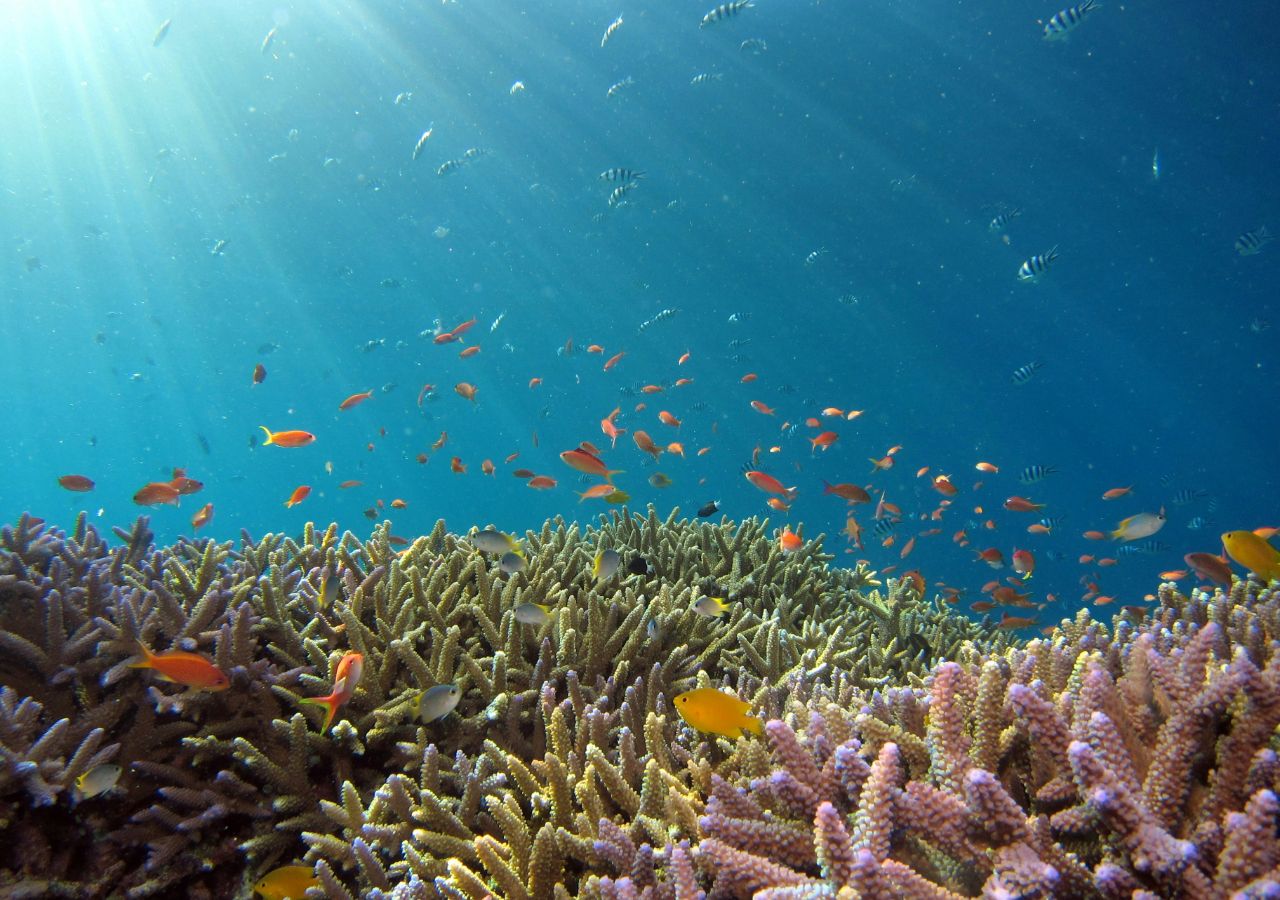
[695,578,1280,899]
[6,506,1275,899]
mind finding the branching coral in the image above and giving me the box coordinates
[5,507,1273,899]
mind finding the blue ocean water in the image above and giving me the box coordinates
[1,0,1275,629]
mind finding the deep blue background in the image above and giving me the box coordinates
[2,0,1275,627]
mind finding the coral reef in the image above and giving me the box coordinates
[0,508,1276,899]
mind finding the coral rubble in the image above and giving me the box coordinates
[1,509,1276,898]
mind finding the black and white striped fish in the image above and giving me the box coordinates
[1116,540,1170,556]
[1235,226,1273,256]
[600,168,644,183]
[1038,516,1066,531]
[1018,465,1057,484]
[873,518,896,538]
[1171,488,1207,506]
[740,38,767,53]
[988,208,1022,232]
[1017,246,1059,283]
[1043,0,1099,41]
[701,0,753,28]
[600,15,623,48]
[1185,516,1211,531]
[607,182,637,207]
[606,77,635,99]
[1010,361,1044,385]
[690,73,723,85]
[411,128,433,161]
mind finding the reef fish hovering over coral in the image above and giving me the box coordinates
[416,684,461,723]
[1221,530,1280,582]
[129,643,230,691]
[253,864,320,899]
[301,651,363,732]
[674,688,762,738]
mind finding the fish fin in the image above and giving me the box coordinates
[259,425,274,445]
[300,693,340,732]
[127,642,156,670]
[742,715,764,736]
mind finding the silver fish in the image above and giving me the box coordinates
[472,528,521,555]
[418,684,461,722]
[593,548,621,582]
[412,128,433,161]
[498,551,525,575]
[600,15,623,48]
[74,763,123,801]
[513,602,551,625]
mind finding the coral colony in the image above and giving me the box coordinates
[1,509,1278,898]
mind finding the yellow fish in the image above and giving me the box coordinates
[1222,531,1280,582]
[692,596,730,618]
[674,688,763,739]
[253,864,320,900]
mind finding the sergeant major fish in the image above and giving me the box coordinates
[701,0,754,28]
[1017,246,1058,283]
[1235,226,1273,256]
[600,15,623,48]
[1043,0,1099,41]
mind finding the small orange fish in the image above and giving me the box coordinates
[997,612,1038,630]
[975,462,999,473]
[561,448,620,480]
[130,643,230,691]
[1078,554,1095,564]
[1026,523,1051,534]
[578,483,615,502]
[674,377,693,387]
[301,651,364,733]
[1093,596,1115,606]
[658,410,681,428]
[481,459,495,476]
[809,431,838,453]
[1082,530,1107,541]
[932,474,958,497]
[805,417,822,428]
[1098,558,1118,567]
[191,503,214,531]
[252,363,267,385]
[869,455,894,472]
[451,457,467,474]
[633,430,662,460]
[512,468,536,479]
[432,431,448,451]
[284,485,311,508]
[455,382,478,402]
[601,408,626,447]
[823,481,871,504]
[641,384,665,394]
[339,480,363,489]
[846,410,864,420]
[527,475,557,489]
[417,383,435,406]
[667,442,685,456]
[451,317,478,336]
[916,466,931,478]
[587,344,604,354]
[134,481,181,507]
[459,345,482,359]
[750,400,775,415]
[339,390,373,411]
[779,527,803,553]
[740,372,757,383]
[529,377,543,389]
[390,498,408,509]
[821,407,844,417]
[1101,486,1133,500]
[744,470,796,502]
[259,426,316,448]
[678,351,691,365]
[766,497,791,512]
[603,351,626,371]
[433,332,459,344]
[900,536,916,559]
[57,474,95,492]
[1158,569,1188,581]
[1003,496,1044,512]
[505,452,520,464]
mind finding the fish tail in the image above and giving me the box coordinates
[259,425,274,445]
[606,468,625,482]
[127,642,156,670]
[300,693,340,732]
[742,715,764,736]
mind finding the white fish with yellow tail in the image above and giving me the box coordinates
[1110,507,1166,542]
[692,595,731,618]
[73,764,123,802]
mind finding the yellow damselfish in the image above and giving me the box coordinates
[253,864,319,900]
[1222,531,1280,583]
[674,688,763,739]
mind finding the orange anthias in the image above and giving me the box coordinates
[285,485,311,508]
[130,643,230,692]
[301,651,364,733]
[259,426,316,448]
[809,431,838,453]
[560,448,621,481]
[455,382,478,402]
[339,390,374,411]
